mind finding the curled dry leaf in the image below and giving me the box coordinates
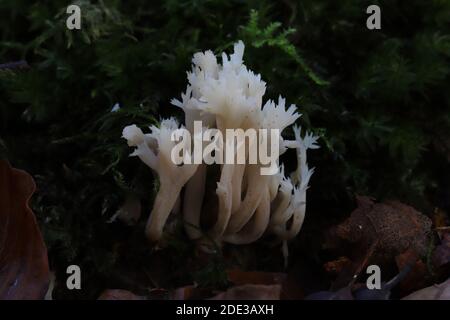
[98,289,146,300]
[0,160,50,299]
[210,284,281,300]
[402,278,450,300]
[328,196,432,260]
[326,196,432,290]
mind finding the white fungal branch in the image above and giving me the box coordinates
[122,41,320,259]
[122,118,199,242]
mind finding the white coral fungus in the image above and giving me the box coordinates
[122,41,319,260]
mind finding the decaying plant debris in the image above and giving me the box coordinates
[0,160,49,299]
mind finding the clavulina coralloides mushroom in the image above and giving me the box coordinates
[122,41,319,260]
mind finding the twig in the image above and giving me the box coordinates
[349,239,380,286]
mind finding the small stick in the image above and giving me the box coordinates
[349,239,380,286]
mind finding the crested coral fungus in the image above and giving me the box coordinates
[122,41,319,259]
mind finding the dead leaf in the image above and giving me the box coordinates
[147,288,170,300]
[0,160,50,299]
[98,289,145,300]
[171,285,198,300]
[326,196,431,290]
[432,231,450,276]
[395,249,428,295]
[323,256,351,275]
[226,269,303,299]
[210,284,281,300]
[402,279,450,300]
[167,285,216,300]
[226,269,286,286]
[330,240,379,290]
[328,196,432,261]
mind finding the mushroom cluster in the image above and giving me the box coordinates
[122,41,319,259]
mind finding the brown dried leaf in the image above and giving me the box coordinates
[169,285,215,300]
[210,284,281,300]
[323,257,351,275]
[226,269,286,286]
[329,196,432,260]
[327,196,432,290]
[432,232,450,273]
[395,249,428,295]
[171,285,198,300]
[98,289,145,300]
[402,279,450,300]
[0,160,50,299]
